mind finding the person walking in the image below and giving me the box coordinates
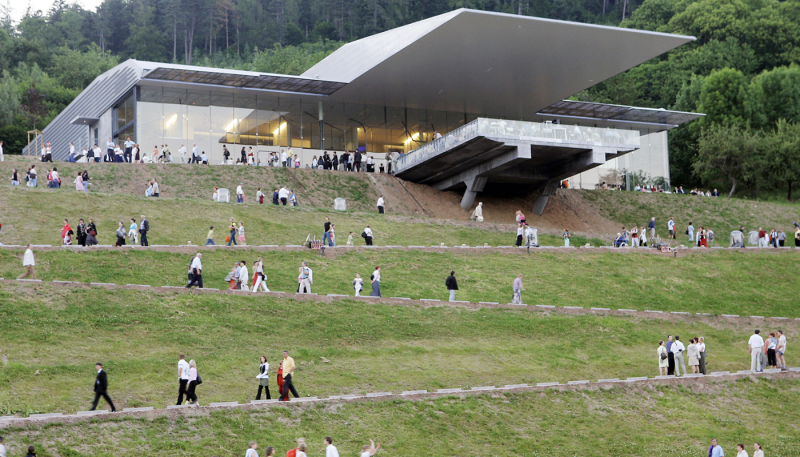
[667,217,675,240]
[710,439,724,457]
[256,355,271,400]
[176,354,190,405]
[370,266,382,297]
[206,226,215,245]
[687,222,694,242]
[139,215,149,246]
[562,228,571,247]
[360,439,381,457]
[666,335,675,375]
[323,217,332,246]
[128,218,138,245]
[25,445,36,457]
[752,443,763,457]
[749,329,765,372]
[377,195,385,214]
[353,273,364,296]
[186,253,203,288]
[239,260,249,291]
[329,224,337,247]
[61,219,72,245]
[512,273,523,304]
[446,271,458,302]
[698,337,707,374]
[89,363,117,412]
[299,261,312,294]
[252,257,270,292]
[657,340,668,376]
[279,350,300,401]
[17,245,36,280]
[246,441,259,457]
[471,202,483,221]
[186,359,199,405]
[238,221,246,246]
[363,225,374,245]
[687,338,700,374]
[236,183,245,203]
[736,444,749,457]
[325,437,340,457]
[776,330,787,371]
[515,223,524,246]
[671,335,686,376]
[227,218,238,246]
[115,222,126,247]
[77,218,87,246]
[11,167,19,185]
[648,217,656,239]
[764,332,778,369]
[74,171,84,191]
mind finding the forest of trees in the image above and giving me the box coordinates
[0,0,799,197]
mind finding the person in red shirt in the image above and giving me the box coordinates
[61,219,72,245]
[286,438,305,457]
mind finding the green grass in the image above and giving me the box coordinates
[0,187,604,247]
[0,248,798,316]
[1,378,799,456]
[579,189,800,240]
[0,283,797,415]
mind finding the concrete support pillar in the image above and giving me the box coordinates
[532,180,559,216]
[460,176,488,210]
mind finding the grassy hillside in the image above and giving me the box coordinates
[0,283,796,415]
[579,189,800,240]
[0,248,797,316]
[2,377,798,456]
[0,187,606,247]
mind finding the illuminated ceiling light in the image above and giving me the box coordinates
[273,121,287,136]
[224,119,240,132]
[165,114,178,127]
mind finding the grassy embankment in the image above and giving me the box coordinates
[0,283,797,415]
[0,248,797,316]
[579,189,800,241]
[1,377,798,456]
[0,187,605,246]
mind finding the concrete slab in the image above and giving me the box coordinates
[564,306,583,309]
[618,309,637,312]
[671,312,690,315]
[502,384,529,389]
[708,372,730,376]
[507,303,527,306]
[0,416,15,420]
[536,382,561,387]
[77,410,108,415]
[789,367,800,372]
[479,302,500,305]
[654,376,672,380]
[567,380,590,385]
[209,402,239,407]
[166,404,195,409]
[29,413,64,418]
[763,368,782,374]
[597,378,621,383]
[644,310,664,313]
[736,370,754,374]
[401,390,428,395]
[407,245,426,248]
[591,307,610,311]
[771,317,789,320]
[535,305,556,308]
[683,374,703,378]
[251,400,280,404]
[436,388,464,393]
[749,316,764,319]
[365,392,393,397]
[90,282,115,286]
[470,386,496,391]
[123,407,154,412]
[721,314,740,317]
[326,395,362,400]
[390,297,411,300]
[327,294,350,297]
[625,377,649,382]
[17,279,43,282]
[291,397,320,402]
[420,299,441,302]
[126,284,151,287]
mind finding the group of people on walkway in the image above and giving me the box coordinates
[657,335,706,376]
[748,329,788,372]
[58,217,149,247]
[244,437,380,457]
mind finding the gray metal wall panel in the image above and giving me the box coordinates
[22,62,141,160]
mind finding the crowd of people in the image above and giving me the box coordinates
[55,216,150,247]
[243,437,381,457]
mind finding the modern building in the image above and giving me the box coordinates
[27,9,702,212]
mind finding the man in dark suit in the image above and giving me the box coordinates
[353,150,362,172]
[139,214,149,246]
[90,363,117,412]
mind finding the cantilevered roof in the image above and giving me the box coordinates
[303,9,695,120]
[539,100,704,126]
[143,67,345,95]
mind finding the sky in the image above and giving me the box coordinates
[9,0,104,23]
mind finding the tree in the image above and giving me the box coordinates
[20,82,47,130]
[124,5,169,61]
[0,70,18,125]
[696,67,751,126]
[748,64,800,129]
[51,43,118,90]
[694,123,763,197]
[766,120,800,201]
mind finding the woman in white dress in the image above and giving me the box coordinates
[251,258,270,292]
[296,443,308,457]
[657,340,668,376]
[752,443,763,457]
[687,338,700,374]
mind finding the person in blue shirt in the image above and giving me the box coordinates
[710,438,724,457]
[648,217,656,239]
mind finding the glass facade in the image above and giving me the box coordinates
[133,85,488,164]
